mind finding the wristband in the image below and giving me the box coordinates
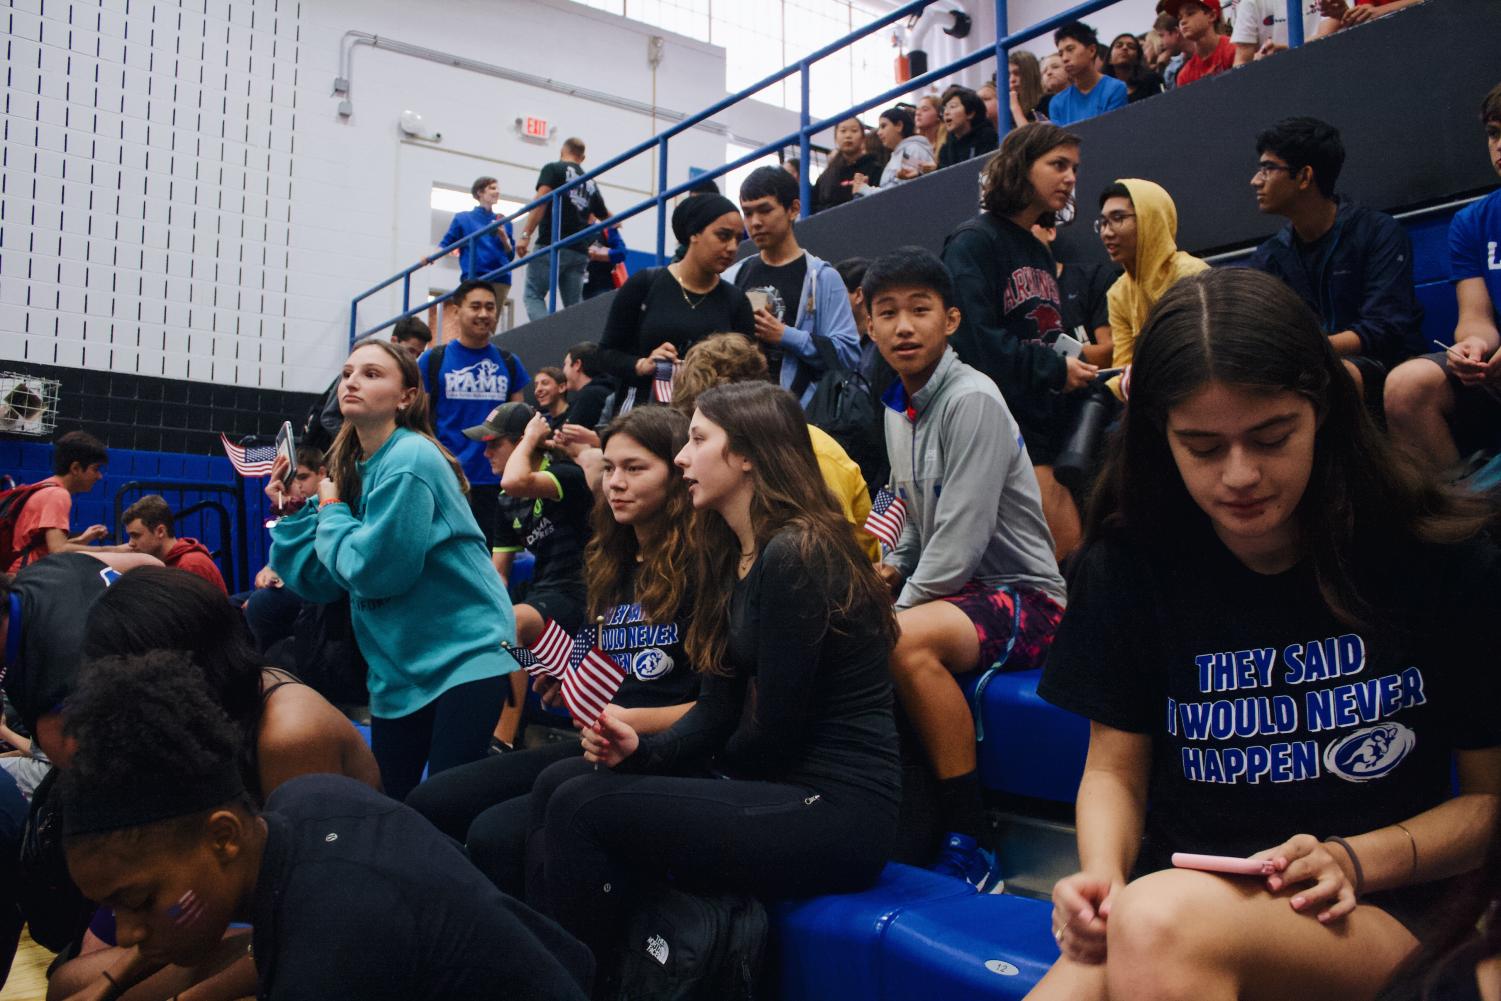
[318,497,342,508]
[100,970,125,1001]
[1324,835,1364,897]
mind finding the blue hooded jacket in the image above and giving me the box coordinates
[441,206,515,285]
[722,250,861,407]
[1248,199,1423,369]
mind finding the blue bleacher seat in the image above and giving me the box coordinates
[770,862,975,1001]
[959,669,1088,804]
[511,550,535,588]
[1416,281,1459,349]
[878,893,1058,1000]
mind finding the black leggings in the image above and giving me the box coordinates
[405,739,582,894]
[527,757,897,960]
[370,674,509,802]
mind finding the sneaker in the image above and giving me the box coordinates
[487,737,516,756]
[929,833,1005,893]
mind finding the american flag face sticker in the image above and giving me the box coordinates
[167,889,206,927]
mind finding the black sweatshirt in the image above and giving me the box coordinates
[596,267,755,411]
[623,530,899,806]
[251,775,592,1001]
[943,213,1072,460]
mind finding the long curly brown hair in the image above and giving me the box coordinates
[326,337,467,511]
[684,382,896,675]
[583,407,693,626]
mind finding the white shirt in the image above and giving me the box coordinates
[1230,0,1326,48]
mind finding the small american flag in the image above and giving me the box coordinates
[560,624,627,726]
[652,360,679,404]
[504,618,573,679]
[529,618,573,677]
[864,487,908,553]
[219,433,277,478]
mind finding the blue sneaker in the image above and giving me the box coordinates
[929,833,1005,893]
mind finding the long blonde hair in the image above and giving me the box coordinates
[326,337,468,511]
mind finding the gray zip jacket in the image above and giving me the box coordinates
[883,348,1066,610]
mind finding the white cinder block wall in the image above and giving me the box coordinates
[1,0,802,394]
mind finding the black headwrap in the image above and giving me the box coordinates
[670,194,739,246]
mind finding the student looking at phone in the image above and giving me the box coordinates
[1097,178,1209,400]
[725,166,862,408]
[1027,268,1501,1001]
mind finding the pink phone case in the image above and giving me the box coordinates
[1171,852,1276,876]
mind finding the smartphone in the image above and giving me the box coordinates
[1171,852,1276,876]
[1051,332,1084,359]
[275,420,296,486]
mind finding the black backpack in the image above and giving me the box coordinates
[609,883,768,1001]
[803,335,888,496]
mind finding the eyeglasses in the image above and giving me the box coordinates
[1093,211,1136,235]
[1253,162,1294,179]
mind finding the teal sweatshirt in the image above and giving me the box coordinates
[270,428,516,717]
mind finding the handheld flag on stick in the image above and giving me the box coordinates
[501,617,573,678]
[560,622,627,726]
[219,434,277,478]
[863,486,908,554]
[652,360,680,404]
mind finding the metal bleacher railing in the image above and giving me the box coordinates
[349,0,1311,344]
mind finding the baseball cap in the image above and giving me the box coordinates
[462,401,536,442]
[1162,0,1221,18]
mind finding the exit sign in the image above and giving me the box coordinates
[523,116,549,139]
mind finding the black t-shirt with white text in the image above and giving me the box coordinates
[1039,526,1501,872]
[535,161,597,247]
[495,459,592,612]
[733,255,808,382]
[5,553,116,731]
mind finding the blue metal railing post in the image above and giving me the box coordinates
[548,191,561,315]
[798,61,812,219]
[996,0,1012,131]
[1286,0,1305,47]
[401,272,411,313]
[656,141,670,264]
[351,0,1137,340]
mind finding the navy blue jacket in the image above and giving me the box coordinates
[441,206,515,284]
[1248,200,1423,369]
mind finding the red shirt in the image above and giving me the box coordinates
[1176,35,1236,87]
[7,477,71,572]
[165,537,228,593]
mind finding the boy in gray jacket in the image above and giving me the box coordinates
[865,247,1067,892]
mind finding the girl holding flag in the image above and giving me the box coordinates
[527,381,900,965]
[406,406,701,895]
[268,337,516,801]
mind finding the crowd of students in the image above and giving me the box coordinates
[0,50,1497,1001]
